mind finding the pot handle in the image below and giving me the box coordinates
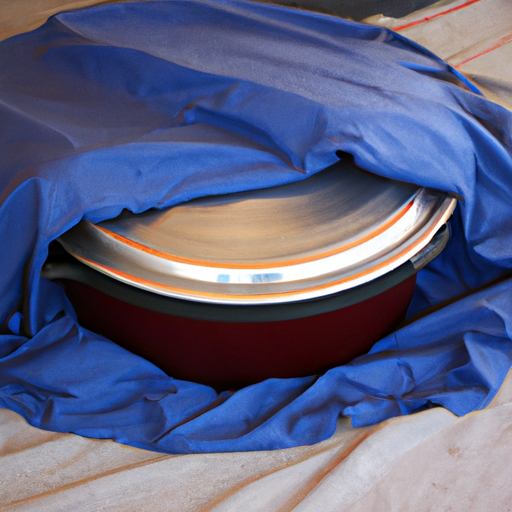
[410,223,450,271]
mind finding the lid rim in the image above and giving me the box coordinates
[44,225,450,322]
[58,194,456,304]
[57,160,457,305]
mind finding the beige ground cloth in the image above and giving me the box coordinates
[2,0,512,510]
[2,373,512,511]
[367,0,512,109]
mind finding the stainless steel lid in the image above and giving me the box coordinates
[58,160,456,304]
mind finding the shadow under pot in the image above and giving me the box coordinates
[43,160,456,390]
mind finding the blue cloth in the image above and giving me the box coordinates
[1,0,512,453]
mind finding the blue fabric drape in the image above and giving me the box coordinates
[1,0,512,453]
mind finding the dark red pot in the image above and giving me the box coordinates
[47,161,455,389]
[59,272,416,389]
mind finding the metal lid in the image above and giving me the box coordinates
[58,160,456,304]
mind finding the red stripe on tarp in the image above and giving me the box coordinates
[394,0,482,31]
[454,32,512,67]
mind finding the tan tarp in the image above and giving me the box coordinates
[2,373,512,511]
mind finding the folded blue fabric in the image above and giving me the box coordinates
[1,0,512,453]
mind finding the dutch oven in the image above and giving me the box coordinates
[43,158,456,389]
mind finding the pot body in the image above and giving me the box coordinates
[61,274,416,389]
[49,160,455,389]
